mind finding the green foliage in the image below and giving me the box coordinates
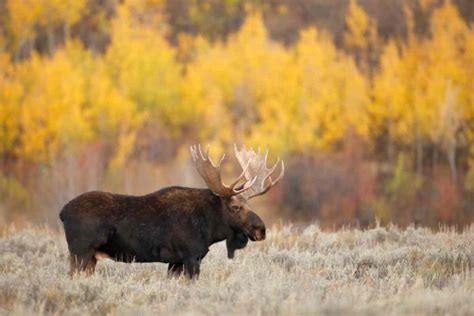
[386,154,423,198]
[465,160,474,191]
[384,154,423,224]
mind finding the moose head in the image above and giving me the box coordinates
[190,144,284,243]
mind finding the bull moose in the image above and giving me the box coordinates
[60,144,284,279]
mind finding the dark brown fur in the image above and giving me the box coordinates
[59,186,265,279]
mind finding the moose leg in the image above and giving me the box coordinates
[69,250,96,277]
[167,263,184,278]
[63,221,110,277]
[183,257,201,280]
[84,256,97,275]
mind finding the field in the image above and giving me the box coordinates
[0,224,473,315]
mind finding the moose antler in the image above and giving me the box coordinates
[234,144,284,199]
[190,144,257,198]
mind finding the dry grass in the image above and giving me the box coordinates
[0,224,473,315]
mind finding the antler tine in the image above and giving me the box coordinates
[263,146,269,168]
[266,157,280,174]
[218,153,226,167]
[198,144,205,160]
[190,145,198,161]
[206,144,226,168]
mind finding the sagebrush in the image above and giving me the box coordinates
[0,224,472,315]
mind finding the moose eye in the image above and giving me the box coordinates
[231,205,241,212]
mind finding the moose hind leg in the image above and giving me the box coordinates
[167,263,184,278]
[68,249,96,277]
[85,256,97,275]
[63,221,111,277]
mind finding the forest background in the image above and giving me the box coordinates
[0,0,473,228]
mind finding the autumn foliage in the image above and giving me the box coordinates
[0,0,473,228]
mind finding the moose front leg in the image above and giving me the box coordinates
[167,263,184,278]
[183,257,201,280]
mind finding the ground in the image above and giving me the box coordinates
[0,224,472,315]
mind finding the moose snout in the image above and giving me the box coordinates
[246,211,266,241]
[253,225,266,241]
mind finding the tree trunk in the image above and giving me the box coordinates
[416,129,423,175]
[448,139,457,184]
[27,38,33,58]
[64,22,70,40]
[387,118,394,164]
[47,26,55,56]
[432,143,439,174]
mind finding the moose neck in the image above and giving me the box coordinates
[200,189,234,246]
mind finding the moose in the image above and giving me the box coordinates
[60,144,284,279]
